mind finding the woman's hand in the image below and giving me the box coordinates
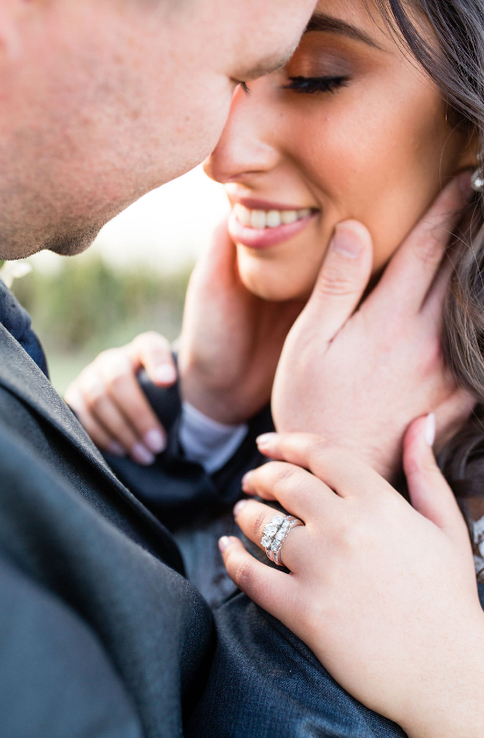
[272,175,476,482]
[220,424,484,737]
[64,332,177,465]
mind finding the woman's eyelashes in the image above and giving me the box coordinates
[283,76,349,95]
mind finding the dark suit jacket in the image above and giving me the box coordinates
[0,323,214,738]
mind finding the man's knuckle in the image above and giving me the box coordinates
[308,436,333,464]
[317,268,357,297]
[414,231,444,266]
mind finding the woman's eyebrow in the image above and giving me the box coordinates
[305,12,384,50]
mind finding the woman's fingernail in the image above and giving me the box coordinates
[330,225,364,258]
[144,428,166,455]
[132,443,155,466]
[218,536,232,553]
[233,499,249,517]
[154,364,177,385]
[256,433,278,448]
[425,413,436,447]
[108,441,126,457]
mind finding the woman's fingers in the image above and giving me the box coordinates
[403,415,470,546]
[241,460,337,518]
[127,332,177,386]
[65,386,125,455]
[255,433,393,502]
[371,173,473,318]
[98,360,166,458]
[65,334,177,462]
[219,536,299,619]
[297,221,373,343]
[233,498,307,572]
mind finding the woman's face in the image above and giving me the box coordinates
[204,0,477,301]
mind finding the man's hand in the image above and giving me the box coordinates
[272,174,476,481]
[65,222,304,460]
[177,221,304,424]
[221,425,484,737]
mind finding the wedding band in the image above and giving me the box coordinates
[260,513,304,567]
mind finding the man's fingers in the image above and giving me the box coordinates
[372,173,473,317]
[128,332,177,386]
[403,415,470,546]
[301,221,373,342]
[219,536,299,618]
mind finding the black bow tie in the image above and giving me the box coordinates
[0,278,49,377]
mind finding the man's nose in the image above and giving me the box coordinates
[204,82,281,184]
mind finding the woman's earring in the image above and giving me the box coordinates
[471,154,484,192]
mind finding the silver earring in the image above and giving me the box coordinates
[471,154,484,192]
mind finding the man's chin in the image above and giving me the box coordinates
[44,226,102,257]
[0,224,103,261]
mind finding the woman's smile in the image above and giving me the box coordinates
[204,0,477,302]
[228,201,318,249]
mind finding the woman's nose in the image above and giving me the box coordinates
[204,81,281,184]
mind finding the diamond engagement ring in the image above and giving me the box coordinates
[260,513,304,567]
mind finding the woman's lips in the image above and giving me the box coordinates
[228,203,318,250]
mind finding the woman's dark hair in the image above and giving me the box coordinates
[376,0,484,544]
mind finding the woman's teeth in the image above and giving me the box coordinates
[234,204,311,229]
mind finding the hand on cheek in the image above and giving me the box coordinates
[220,421,484,737]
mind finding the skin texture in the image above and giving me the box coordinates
[206,0,477,302]
[0,0,314,259]
[66,0,477,465]
[221,424,484,738]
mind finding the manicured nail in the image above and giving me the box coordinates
[154,364,177,385]
[108,441,126,458]
[256,433,278,448]
[144,428,166,455]
[233,499,248,517]
[218,536,232,553]
[330,225,364,259]
[132,443,155,466]
[425,413,436,447]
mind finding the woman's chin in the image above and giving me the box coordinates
[238,265,314,303]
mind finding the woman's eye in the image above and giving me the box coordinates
[283,76,349,95]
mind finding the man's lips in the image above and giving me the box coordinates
[228,202,318,249]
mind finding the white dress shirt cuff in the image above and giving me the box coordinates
[179,400,248,474]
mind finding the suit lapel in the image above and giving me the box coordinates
[0,323,122,481]
[0,324,184,569]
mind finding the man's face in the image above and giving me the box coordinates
[0,0,315,258]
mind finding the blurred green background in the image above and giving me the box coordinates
[11,252,192,395]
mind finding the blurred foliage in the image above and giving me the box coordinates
[11,254,192,392]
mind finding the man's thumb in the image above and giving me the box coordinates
[302,221,373,343]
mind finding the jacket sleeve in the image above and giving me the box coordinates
[0,553,142,738]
